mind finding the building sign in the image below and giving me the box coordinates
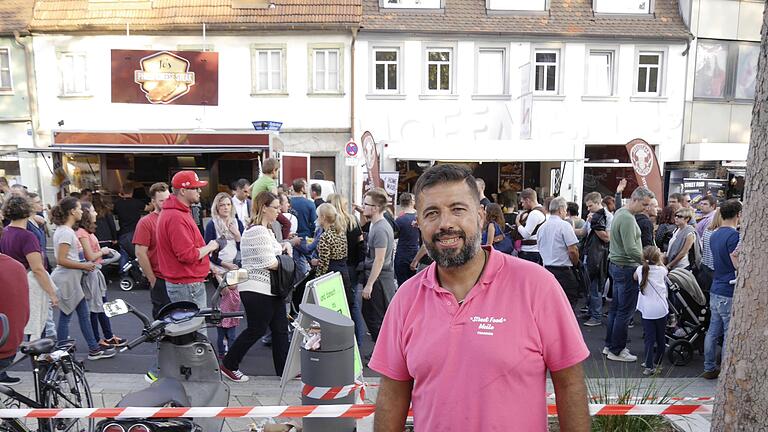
[112,49,218,106]
[625,138,664,206]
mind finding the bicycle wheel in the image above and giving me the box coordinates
[40,359,94,432]
[0,397,27,432]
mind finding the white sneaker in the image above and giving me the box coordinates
[602,347,610,356]
[607,348,637,363]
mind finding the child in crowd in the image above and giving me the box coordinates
[634,246,670,376]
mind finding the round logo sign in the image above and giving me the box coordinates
[345,140,358,157]
[630,143,654,177]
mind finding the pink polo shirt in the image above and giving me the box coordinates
[369,247,589,431]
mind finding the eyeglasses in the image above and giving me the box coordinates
[363,202,377,207]
[268,205,281,210]
[674,214,685,218]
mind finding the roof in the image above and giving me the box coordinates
[31,0,361,32]
[0,0,35,34]
[362,0,690,40]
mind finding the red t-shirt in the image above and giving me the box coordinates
[132,212,163,279]
[0,253,29,359]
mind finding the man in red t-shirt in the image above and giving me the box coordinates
[0,253,30,385]
[133,182,172,319]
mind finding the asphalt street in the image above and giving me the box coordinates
[10,278,707,380]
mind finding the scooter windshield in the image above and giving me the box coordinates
[166,309,197,322]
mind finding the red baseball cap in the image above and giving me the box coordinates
[172,170,208,189]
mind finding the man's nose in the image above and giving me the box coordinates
[438,212,456,231]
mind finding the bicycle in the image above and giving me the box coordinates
[0,315,94,432]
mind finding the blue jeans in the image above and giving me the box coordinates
[216,327,238,357]
[704,293,732,372]
[43,304,57,339]
[57,298,99,352]
[605,262,639,355]
[642,316,667,368]
[165,281,207,310]
[587,274,604,321]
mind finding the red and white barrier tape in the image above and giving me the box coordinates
[0,403,713,419]
[545,393,714,403]
[302,383,363,400]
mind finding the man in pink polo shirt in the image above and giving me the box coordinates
[369,164,590,431]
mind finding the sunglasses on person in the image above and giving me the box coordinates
[675,214,686,218]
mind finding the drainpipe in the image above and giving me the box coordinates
[13,31,44,196]
[349,27,358,209]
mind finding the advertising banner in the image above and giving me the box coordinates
[111,49,218,105]
[625,138,664,206]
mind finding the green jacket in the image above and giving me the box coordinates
[608,207,643,266]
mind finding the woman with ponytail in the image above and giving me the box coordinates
[633,246,669,376]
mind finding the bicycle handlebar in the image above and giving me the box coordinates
[0,314,9,347]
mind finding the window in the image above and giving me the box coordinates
[476,48,506,95]
[486,0,546,11]
[374,49,399,92]
[636,52,662,95]
[382,0,442,8]
[251,46,285,93]
[586,50,614,96]
[59,52,89,96]
[534,50,559,93]
[0,48,11,91]
[426,48,452,92]
[312,48,341,93]
[694,40,759,102]
[593,0,651,14]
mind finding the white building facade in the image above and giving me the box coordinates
[356,0,690,204]
[22,0,360,204]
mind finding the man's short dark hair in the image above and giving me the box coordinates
[292,178,306,193]
[81,188,92,195]
[262,158,279,174]
[701,195,717,207]
[669,192,684,203]
[566,202,579,217]
[2,196,32,221]
[719,199,742,220]
[69,191,82,199]
[399,192,414,207]
[311,183,322,195]
[234,179,249,190]
[149,182,169,199]
[365,187,389,209]
[413,164,480,204]
[585,192,602,204]
[520,188,537,202]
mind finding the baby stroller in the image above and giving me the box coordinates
[665,268,710,366]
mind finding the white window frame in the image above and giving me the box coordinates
[421,42,457,98]
[693,39,760,103]
[592,0,653,15]
[251,44,287,95]
[380,0,443,9]
[633,48,667,98]
[583,46,619,98]
[308,44,344,96]
[486,0,548,12]
[0,47,12,92]
[369,44,403,96]
[58,51,91,98]
[473,45,509,99]
[532,47,561,95]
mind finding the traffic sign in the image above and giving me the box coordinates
[345,156,358,166]
[345,140,358,157]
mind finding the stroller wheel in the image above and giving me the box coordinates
[667,339,694,366]
[119,277,135,291]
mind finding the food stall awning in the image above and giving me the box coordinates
[20,130,272,154]
[382,139,582,162]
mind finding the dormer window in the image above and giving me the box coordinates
[381,0,442,9]
[486,0,547,12]
[593,0,652,15]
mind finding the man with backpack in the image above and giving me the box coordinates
[515,188,547,265]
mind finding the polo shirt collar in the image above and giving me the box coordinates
[422,246,505,293]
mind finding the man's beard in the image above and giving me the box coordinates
[425,224,482,268]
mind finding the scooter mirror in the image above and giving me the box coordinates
[225,268,249,286]
[103,299,130,317]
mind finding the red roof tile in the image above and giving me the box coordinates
[0,0,35,34]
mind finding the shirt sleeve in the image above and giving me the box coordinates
[368,294,412,381]
[241,226,278,270]
[167,221,203,264]
[21,232,41,257]
[563,223,579,247]
[317,232,331,275]
[371,224,388,249]
[132,218,150,246]
[533,272,590,372]
[727,230,740,253]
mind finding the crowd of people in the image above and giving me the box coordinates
[0,164,743,389]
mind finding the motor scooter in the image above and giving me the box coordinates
[94,269,248,432]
